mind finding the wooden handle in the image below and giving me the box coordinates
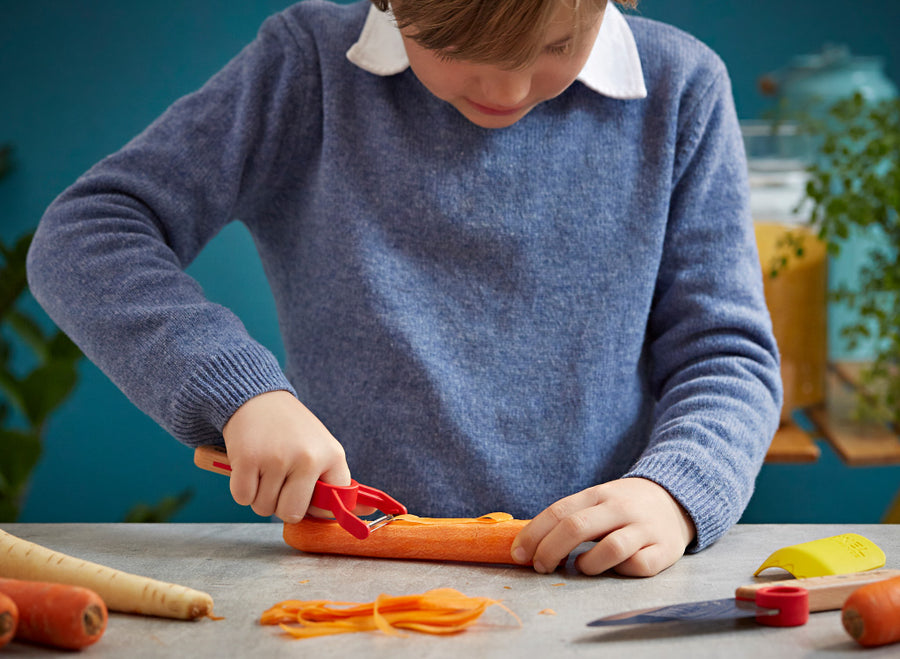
[736,569,900,612]
[193,445,232,476]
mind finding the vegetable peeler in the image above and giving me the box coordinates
[193,445,407,540]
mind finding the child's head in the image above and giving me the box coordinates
[375,0,632,67]
[372,0,636,128]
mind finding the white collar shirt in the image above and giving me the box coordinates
[345,2,648,100]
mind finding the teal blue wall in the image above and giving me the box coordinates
[2,1,898,523]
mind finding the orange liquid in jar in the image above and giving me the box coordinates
[754,222,828,421]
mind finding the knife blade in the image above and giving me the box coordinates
[589,586,806,627]
[588,569,900,628]
[589,596,777,626]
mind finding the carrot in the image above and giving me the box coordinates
[260,588,519,639]
[282,512,530,564]
[0,578,106,650]
[841,574,900,647]
[0,591,17,649]
[0,528,214,620]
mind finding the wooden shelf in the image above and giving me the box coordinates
[806,364,900,466]
[767,362,900,521]
[766,422,820,463]
[764,361,900,465]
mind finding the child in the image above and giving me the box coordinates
[27,0,781,576]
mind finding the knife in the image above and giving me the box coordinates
[588,569,900,628]
[193,445,407,540]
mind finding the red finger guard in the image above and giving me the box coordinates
[752,586,809,627]
[311,480,407,540]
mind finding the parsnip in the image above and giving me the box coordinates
[0,529,214,620]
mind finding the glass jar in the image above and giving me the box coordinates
[743,121,827,421]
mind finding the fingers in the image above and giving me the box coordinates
[573,527,641,576]
[228,457,260,508]
[610,544,677,577]
[230,450,346,523]
[274,472,325,523]
[228,450,318,522]
[242,463,284,518]
[574,530,677,577]
[511,488,611,573]
[222,390,350,523]
[511,478,695,577]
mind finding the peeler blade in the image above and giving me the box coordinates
[364,515,396,532]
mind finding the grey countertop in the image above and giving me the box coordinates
[2,523,897,657]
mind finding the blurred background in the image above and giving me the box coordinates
[1,0,898,524]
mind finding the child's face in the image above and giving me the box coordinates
[400,1,607,129]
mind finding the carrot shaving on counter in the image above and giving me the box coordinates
[260,588,520,639]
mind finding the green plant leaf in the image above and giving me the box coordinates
[0,143,12,181]
[0,428,42,522]
[1,159,85,519]
[47,331,82,363]
[0,365,25,417]
[18,361,79,429]
[0,232,33,323]
[123,488,194,523]
[6,309,49,361]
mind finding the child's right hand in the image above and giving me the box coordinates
[221,390,351,523]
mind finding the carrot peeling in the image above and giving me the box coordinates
[261,588,519,639]
[283,512,530,564]
[842,574,900,647]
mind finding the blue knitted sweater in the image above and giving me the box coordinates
[27,0,781,550]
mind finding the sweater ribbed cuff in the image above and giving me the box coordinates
[170,344,296,446]
[624,450,750,553]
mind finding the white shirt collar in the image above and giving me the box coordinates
[346,3,647,100]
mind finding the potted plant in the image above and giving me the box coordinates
[1,144,193,522]
[1,147,84,522]
[781,93,899,428]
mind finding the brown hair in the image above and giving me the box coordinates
[370,0,637,68]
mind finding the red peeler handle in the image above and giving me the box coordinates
[311,480,407,540]
[193,445,407,540]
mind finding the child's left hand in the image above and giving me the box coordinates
[510,478,696,576]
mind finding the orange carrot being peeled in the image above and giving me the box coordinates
[842,575,900,648]
[0,578,107,650]
[0,591,17,649]
[283,512,530,564]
